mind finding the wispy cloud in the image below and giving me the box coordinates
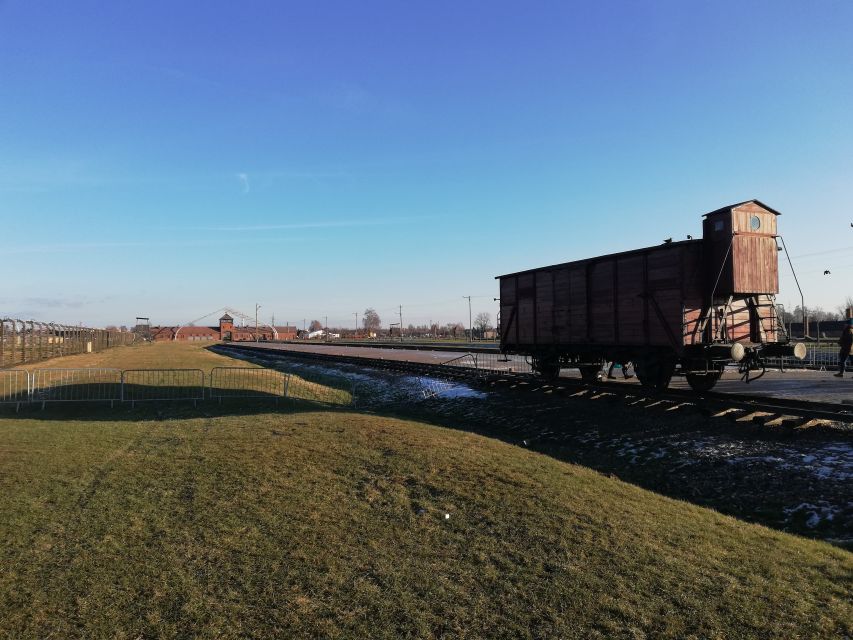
[201,217,426,232]
[14,295,116,310]
[237,172,250,193]
[0,237,303,256]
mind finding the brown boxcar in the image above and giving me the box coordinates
[497,200,805,392]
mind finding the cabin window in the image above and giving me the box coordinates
[750,215,761,231]
[714,220,724,232]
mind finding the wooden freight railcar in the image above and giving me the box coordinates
[497,200,805,392]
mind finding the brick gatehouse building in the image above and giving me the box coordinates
[148,314,297,342]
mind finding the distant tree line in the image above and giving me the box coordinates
[776,296,853,324]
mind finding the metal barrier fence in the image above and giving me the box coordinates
[30,368,122,407]
[284,371,355,406]
[0,317,135,369]
[121,369,206,405]
[0,369,30,407]
[210,367,287,400]
[0,367,356,408]
[765,345,843,371]
[439,352,533,376]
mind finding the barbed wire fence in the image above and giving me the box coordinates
[0,318,135,369]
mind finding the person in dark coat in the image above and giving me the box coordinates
[834,319,853,377]
[607,360,634,379]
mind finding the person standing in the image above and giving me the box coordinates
[607,360,634,379]
[834,318,853,378]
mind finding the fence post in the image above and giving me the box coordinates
[283,374,290,398]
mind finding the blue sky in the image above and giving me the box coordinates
[1,1,851,328]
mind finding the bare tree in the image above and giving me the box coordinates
[473,312,492,337]
[775,304,793,324]
[309,319,322,332]
[445,322,465,338]
[362,308,381,332]
[838,296,853,319]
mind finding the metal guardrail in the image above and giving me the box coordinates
[210,367,287,401]
[121,369,206,406]
[0,369,30,408]
[0,367,357,409]
[30,368,122,407]
[765,345,844,372]
[284,372,356,407]
[439,352,533,376]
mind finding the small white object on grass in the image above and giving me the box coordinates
[444,513,450,520]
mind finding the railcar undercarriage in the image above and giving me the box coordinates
[521,338,806,395]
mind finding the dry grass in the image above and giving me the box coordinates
[9,340,246,373]
[0,409,850,638]
[0,342,850,637]
[4,341,353,406]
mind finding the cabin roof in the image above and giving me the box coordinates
[702,199,781,217]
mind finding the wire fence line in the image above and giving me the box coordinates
[0,367,356,410]
[0,318,135,369]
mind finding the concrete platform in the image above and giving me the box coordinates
[669,368,853,404]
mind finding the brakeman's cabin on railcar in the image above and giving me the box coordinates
[496,200,805,392]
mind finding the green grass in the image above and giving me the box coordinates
[0,343,850,637]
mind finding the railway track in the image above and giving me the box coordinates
[218,344,853,428]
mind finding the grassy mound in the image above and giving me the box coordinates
[0,409,849,639]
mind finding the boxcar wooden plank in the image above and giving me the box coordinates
[536,271,555,344]
[589,262,615,343]
[568,267,587,342]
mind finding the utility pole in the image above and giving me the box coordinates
[463,296,473,341]
[255,303,261,342]
[353,312,358,337]
[399,305,403,342]
[325,315,328,342]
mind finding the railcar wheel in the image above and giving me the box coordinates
[685,370,722,393]
[635,355,675,395]
[579,365,601,382]
[532,357,561,380]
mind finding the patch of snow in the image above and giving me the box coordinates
[783,502,846,529]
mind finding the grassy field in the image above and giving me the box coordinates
[5,341,353,406]
[0,343,850,638]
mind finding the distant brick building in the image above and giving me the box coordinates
[148,314,297,342]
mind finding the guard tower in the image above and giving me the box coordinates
[219,313,234,341]
[134,317,151,342]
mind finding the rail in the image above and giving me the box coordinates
[215,344,853,424]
